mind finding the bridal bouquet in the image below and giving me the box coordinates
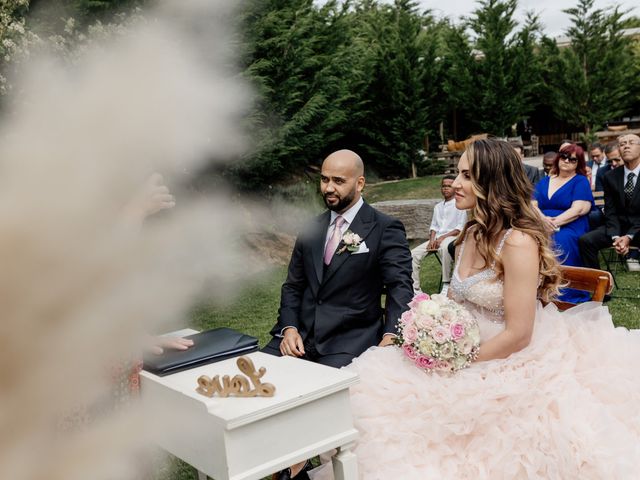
[396,293,480,373]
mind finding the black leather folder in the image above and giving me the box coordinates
[143,327,259,376]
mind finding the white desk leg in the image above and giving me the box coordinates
[332,442,358,480]
[197,471,207,480]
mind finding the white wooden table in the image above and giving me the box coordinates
[140,349,359,480]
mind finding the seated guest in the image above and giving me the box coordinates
[609,152,624,169]
[585,165,593,185]
[510,138,542,185]
[534,144,593,303]
[589,142,622,229]
[596,141,622,183]
[542,151,556,176]
[588,142,608,192]
[580,134,640,272]
[411,175,466,295]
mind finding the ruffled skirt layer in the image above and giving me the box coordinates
[311,302,640,479]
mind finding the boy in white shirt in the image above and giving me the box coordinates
[411,175,467,294]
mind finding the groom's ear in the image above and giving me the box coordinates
[357,175,365,193]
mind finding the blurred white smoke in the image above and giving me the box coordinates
[0,1,252,479]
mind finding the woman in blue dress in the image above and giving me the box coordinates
[534,144,594,303]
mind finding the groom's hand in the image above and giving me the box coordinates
[378,334,396,347]
[280,328,305,357]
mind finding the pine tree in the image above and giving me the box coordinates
[235,0,366,187]
[465,0,541,136]
[540,0,637,135]
[347,0,439,177]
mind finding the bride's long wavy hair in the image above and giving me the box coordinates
[457,138,562,301]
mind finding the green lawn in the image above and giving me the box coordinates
[363,176,444,204]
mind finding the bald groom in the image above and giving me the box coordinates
[263,149,414,368]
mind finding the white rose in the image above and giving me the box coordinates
[467,324,481,344]
[430,293,448,305]
[343,232,362,245]
[417,299,441,317]
[453,356,468,370]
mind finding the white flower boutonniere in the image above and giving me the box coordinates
[336,230,363,255]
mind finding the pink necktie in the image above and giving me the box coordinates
[324,216,345,265]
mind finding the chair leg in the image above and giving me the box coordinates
[599,249,619,289]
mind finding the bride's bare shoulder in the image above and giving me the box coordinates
[504,230,538,251]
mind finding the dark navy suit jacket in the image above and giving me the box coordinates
[603,167,640,239]
[270,202,413,357]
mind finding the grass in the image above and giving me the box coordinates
[363,176,443,204]
[154,174,639,479]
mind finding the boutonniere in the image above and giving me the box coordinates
[336,230,363,255]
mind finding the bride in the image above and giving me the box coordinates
[312,138,640,479]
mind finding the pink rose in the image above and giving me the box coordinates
[431,325,450,344]
[450,323,465,341]
[402,344,418,360]
[415,355,435,370]
[414,312,435,329]
[400,310,415,326]
[408,292,430,308]
[403,324,418,343]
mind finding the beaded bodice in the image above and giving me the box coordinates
[449,229,513,324]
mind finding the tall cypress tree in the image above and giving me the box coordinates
[540,0,637,135]
[350,0,438,177]
[236,0,365,188]
[465,0,541,136]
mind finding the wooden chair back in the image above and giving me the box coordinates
[593,190,604,208]
[551,265,613,311]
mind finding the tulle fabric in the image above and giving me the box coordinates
[310,302,640,479]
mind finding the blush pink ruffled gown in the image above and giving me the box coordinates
[310,233,640,479]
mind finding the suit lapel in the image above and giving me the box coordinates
[322,203,376,285]
[312,211,331,284]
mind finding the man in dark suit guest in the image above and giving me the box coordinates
[510,138,542,185]
[588,142,608,192]
[588,142,622,229]
[264,149,413,479]
[594,141,620,188]
[580,134,640,269]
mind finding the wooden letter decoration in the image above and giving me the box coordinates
[196,356,276,398]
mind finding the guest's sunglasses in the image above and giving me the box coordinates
[559,153,578,163]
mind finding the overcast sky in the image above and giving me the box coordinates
[411,0,637,37]
[316,1,637,37]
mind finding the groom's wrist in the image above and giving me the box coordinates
[278,326,298,337]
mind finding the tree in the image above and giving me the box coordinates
[234,0,364,188]
[437,21,475,140]
[347,0,439,177]
[463,0,541,136]
[540,0,637,135]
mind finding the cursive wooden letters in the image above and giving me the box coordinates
[196,356,276,398]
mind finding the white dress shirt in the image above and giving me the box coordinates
[324,196,364,248]
[623,164,640,191]
[430,198,467,237]
[591,159,607,188]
